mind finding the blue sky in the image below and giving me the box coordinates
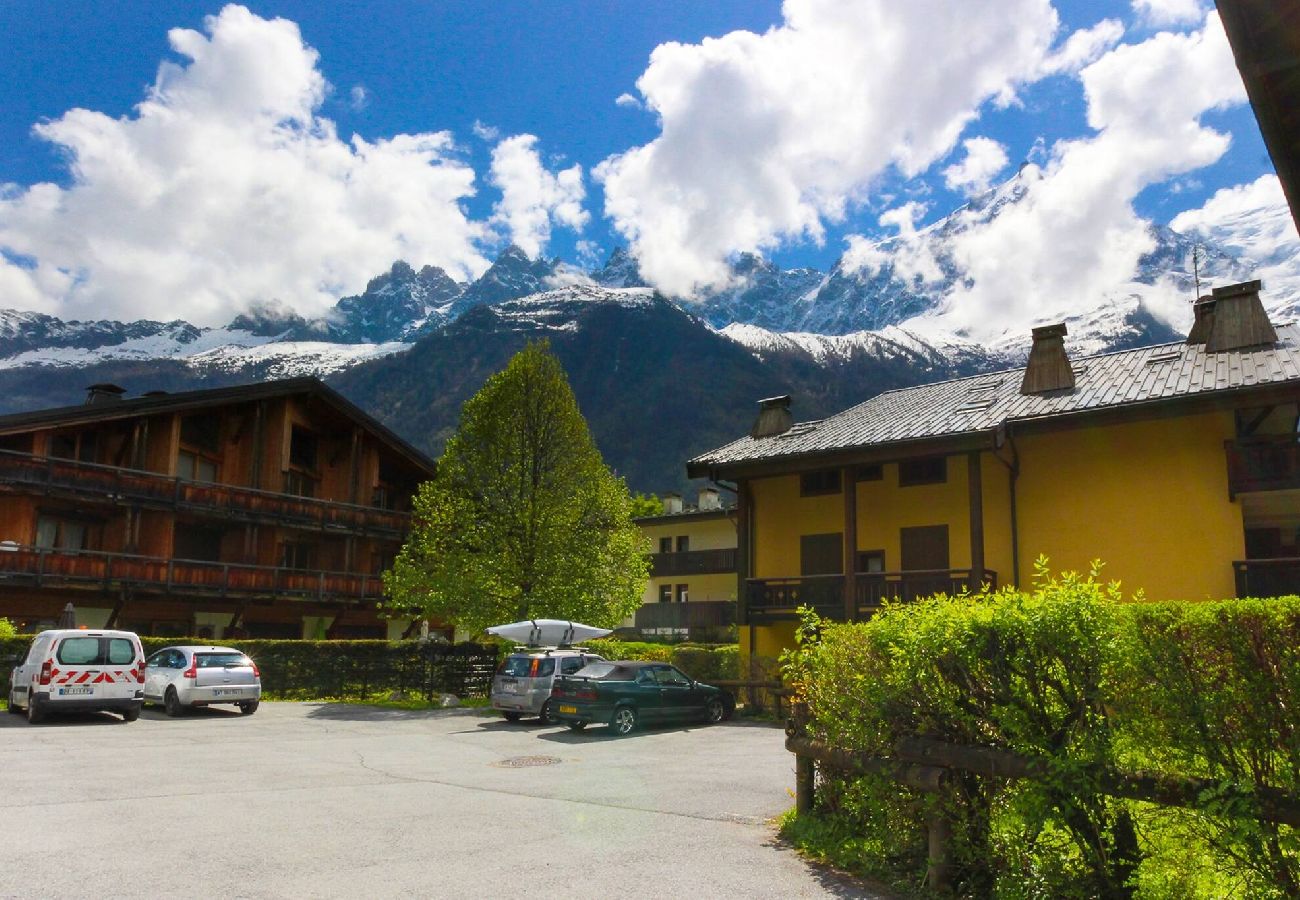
[0,1,1286,326]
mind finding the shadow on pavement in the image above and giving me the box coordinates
[0,709,130,728]
[533,718,781,744]
[140,705,241,720]
[304,702,488,722]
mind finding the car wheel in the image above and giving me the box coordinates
[567,721,587,732]
[164,687,184,718]
[610,706,637,736]
[537,700,555,726]
[502,711,523,722]
[26,694,43,725]
[239,700,259,716]
[704,697,726,724]
[122,706,140,723]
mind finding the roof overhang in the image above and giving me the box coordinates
[1217,0,1300,231]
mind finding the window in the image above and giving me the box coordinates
[800,533,843,576]
[653,666,691,686]
[173,524,224,562]
[177,451,218,483]
[675,583,689,603]
[899,456,947,487]
[35,516,89,551]
[799,469,842,496]
[676,535,690,553]
[659,537,672,554]
[658,584,672,603]
[281,542,318,570]
[289,426,318,470]
[371,486,394,510]
[857,550,886,573]
[559,657,585,675]
[49,431,96,463]
[284,469,317,498]
[855,464,883,481]
[180,415,221,453]
[56,637,135,666]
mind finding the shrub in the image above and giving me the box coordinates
[783,562,1300,898]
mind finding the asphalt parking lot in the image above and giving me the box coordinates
[0,702,884,899]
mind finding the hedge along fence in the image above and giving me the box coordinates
[782,562,1300,899]
[0,634,740,702]
[0,637,502,702]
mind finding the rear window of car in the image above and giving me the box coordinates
[573,663,634,680]
[499,656,555,678]
[56,637,136,666]
[195,652,249,668]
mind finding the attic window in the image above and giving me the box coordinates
[1072,364,1089,376]
[1145,351,1182,365]
[955,397,997,413]
[781,421,821,439]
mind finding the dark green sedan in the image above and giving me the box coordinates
[549,660,734,735]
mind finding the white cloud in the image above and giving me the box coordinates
[597,0,1070,298]
[1039,18,1125,75]
[348,84,370,111]
[0,4,489,326]
[933,11,1248,339]
[614,92,642,110]
[472,119,500,142]
[488,134,588,258]
[943,137,1010,196]
[1132,0,1207,27]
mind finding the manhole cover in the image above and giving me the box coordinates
[494,755,563,768]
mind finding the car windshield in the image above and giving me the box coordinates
[195,652,250,668]
[573,663,635,680]
[56,636,136,666]
[498,656,555,678]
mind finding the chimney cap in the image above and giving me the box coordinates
[84,383,127,405]
[1211,279,1262,300]
[758,394,791,410]
[1031,323,1068,340]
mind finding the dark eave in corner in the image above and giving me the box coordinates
[0,377,436,478]
[1218,0,1300,231]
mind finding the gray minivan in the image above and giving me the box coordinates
[490,649,604,724]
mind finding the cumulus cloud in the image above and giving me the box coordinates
[1039,18,1125,75]
[472,119,500,142]
[943,137,1010,196]
[596,0,1075,297]
[614,92,641,110]
[933,11,1247,339]
[487,134,588,258]
[1132,0,1207,27]
[348,84,370,110]
[0,4,489,325]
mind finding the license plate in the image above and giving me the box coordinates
[213,689,242,696]
[558,705,577,714]
[59,687,92,696]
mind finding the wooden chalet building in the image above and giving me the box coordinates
[0,378,434,639]
[688,280,1300,662]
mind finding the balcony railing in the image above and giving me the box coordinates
[1233,557,1300,598]
[0,545,382,604]
[0,449,410,537]
[649,548,737,577]
[634,599,736,632]
[1225,439,1300,496]
[745,569,997,621]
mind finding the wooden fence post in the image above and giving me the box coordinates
[796,753,815,814]
[927,810,953,892]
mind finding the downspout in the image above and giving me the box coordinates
[993,425,1021,589]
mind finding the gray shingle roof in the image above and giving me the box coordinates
[690,325,1300,472]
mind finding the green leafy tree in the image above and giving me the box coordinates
[629,492,664,518]
[385,341,649,636]
[0,618,15,639]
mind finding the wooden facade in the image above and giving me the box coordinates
[0,379,434,639]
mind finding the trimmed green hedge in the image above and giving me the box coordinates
[783,563,1300,898]
[0,637,500,701]
[583,639,739,682]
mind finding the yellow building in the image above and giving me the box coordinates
[628,488,737,641]
[687,281,1300,661]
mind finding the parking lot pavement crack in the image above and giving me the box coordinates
[349,750,768,827]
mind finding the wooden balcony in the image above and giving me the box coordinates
[0,449,411,537]
[634,599,736,632]
[0,545,383,604]
[745,569,997,622]
[649,548,737,577]
[1225,439,1300,497]
[1233,557,1300,598]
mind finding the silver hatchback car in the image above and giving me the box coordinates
[143,646,261,716]
[490,649,603,724]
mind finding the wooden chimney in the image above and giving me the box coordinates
[1020,324,1075,395]
[750,395,793,438]
[1205,280,1277,352]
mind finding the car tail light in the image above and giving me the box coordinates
[183,659,197,680]
[38,661,52,686]
[551,685,565,697]
[133,661,145,684]
[249,660,260,678]
[575,688,597,700]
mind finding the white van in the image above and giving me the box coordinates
[6,629,145,723]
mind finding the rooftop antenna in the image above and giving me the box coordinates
[1192,243,1204,301]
